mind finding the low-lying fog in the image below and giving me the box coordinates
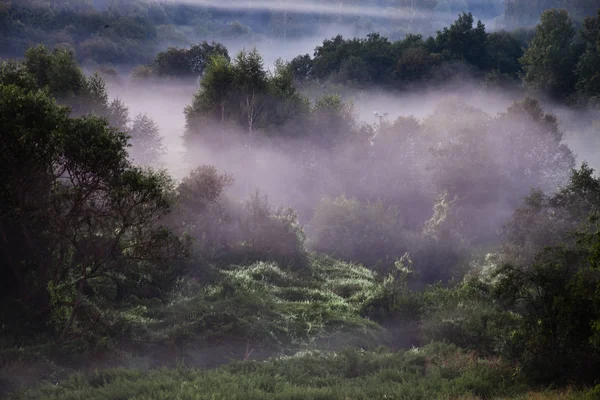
[107,74,600,185]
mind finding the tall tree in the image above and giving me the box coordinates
[232,48,268,145]
[575,10,600,101]
[129,113,166,166]
[434,12,488,68]
[520,9,578,98]
[0,72,184,341]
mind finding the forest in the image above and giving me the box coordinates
[2,0,600,399]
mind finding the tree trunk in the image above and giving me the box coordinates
[57,267,87,343]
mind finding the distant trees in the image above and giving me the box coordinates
[282,9,600,99]
[311,33,397,85]
[184,49,308,146]
[152,41,230,78]
[294,13,528,88]
[433,12,487,68]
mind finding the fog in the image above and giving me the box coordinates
[143,0,510,63]
[107,68,599,244]
[156,0,461,22]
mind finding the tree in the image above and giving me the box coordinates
[152,41,230,78]
[184,54,235,148]
[128,113,166,166]
[575,10,600,101]
[154,47,190,77]
[265,59,310,135]
[23,45,109,115]
[502,163,600,265]
[174,165,234,263]
[236,191,308,270]
[484,31,524,76]
[106,98,129,131]
[188,41,229,75]
[232,48,268,144]
[493,97,575,193]
[310,94,356,148]
[289,54,314,83]
[520,9,578,98]
[434,12,488,68]
[0,75,185,342]
[493,239,600,384]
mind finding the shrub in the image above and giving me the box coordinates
[307,195,407,271]
[13,343,524,400]
[231,191,309,271]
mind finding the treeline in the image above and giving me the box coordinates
[142,9,600,104]
[1,0,598,67]
[291,8,600,102]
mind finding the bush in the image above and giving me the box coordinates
[105,257,383,359]
[229,191,309,271]
[307,195,407,271]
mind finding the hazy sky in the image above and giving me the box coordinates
[156,0,457,21]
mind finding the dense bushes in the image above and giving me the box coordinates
[173,166,308,271]
[12,343,523,400]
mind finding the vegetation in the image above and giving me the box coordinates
[2,2,600,399]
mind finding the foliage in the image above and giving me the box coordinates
[12,343,525,400]
[434,13,488,68]
[152,41,230,78]
[4,4,600,398]
[172,164,235,266]
[492,243,600,384]
[233,192,309,271]
[21,45,109,115]
[140,257,382,354]
[575,10,600,102]
[184,49,309,146]
[0,61,186,347]
[128,113,166,166]
[487,165,600,384]
[520,9,580,98]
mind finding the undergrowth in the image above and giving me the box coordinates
[10,343,525,400]
[0,256,385,391]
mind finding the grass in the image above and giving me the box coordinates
[9,343,526,400]
[12,342,596,399]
